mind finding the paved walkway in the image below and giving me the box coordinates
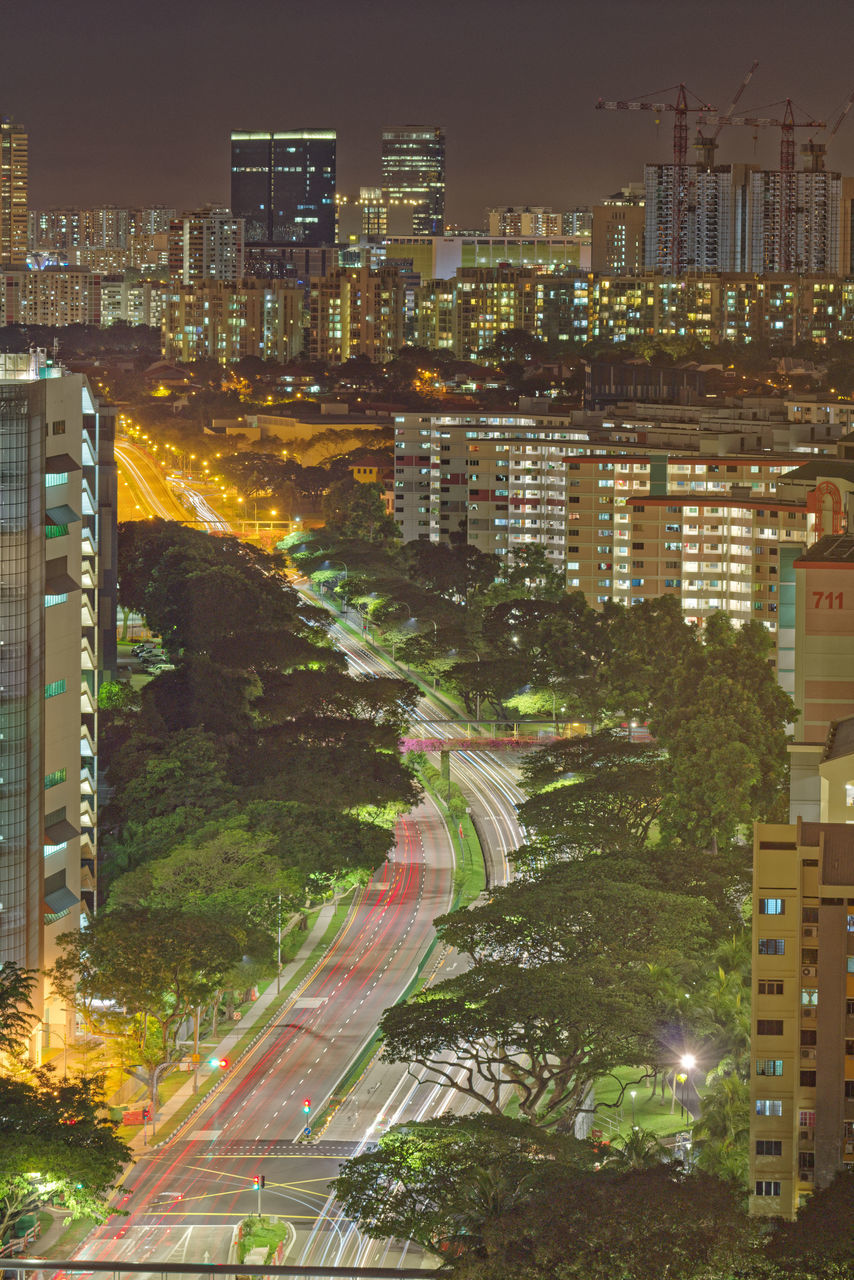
[127,902,337,1154]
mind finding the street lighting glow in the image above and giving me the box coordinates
[680,1053,696,1070]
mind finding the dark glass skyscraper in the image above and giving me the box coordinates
[381,127,445,236]
[230,130,336,246]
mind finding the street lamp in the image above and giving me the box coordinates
[630,1089,637,1128]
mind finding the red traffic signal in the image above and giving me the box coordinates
[219,1057,230,1069]
[302,1098,312,1113]
[252,1174,266,1189]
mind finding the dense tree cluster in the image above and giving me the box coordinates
[54,520,420,1101]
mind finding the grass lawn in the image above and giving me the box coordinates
[594,1066,697,1140]
[238,1215,292,1263]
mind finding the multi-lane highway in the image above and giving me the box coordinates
[95,443,526,1270]
[77,801,454,1272]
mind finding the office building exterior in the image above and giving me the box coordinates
[0,351,115,1054]
[381,127,445,236]
[230,130,336,245]
[1,116,28,265]
[487,207,563,237]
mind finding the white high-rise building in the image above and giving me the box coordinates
[0,351,115,1056]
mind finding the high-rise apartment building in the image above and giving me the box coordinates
[167,207,244,285]
[162,279,306,364]
[308,266,406,363]
[592,187,645,274]
[643,163,854,275]
[0,351,115,1055]
[749,532,854,1219]
[487,207,562,237]
[381,127,445,236]
[0,116,27,265]
[230,130,336,246]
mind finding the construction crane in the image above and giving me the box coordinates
[595,82,717,167]
[802,87,854,170]
[717,99,825,171]
[694,60,760,170]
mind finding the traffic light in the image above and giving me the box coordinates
[302,1098,312,1114]
[252,1174,266,1189]
[142,1106,151,1121]
[209,1056,230,1070]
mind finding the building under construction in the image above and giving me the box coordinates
[599,75,854,277]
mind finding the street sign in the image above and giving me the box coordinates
[303,1126,312,1137]
[191,1053,200,1063]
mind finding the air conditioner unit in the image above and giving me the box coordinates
[803,927,818,938]
[802,966,817,977]
[801,1048,816,1059]
[800,1128,811,1139]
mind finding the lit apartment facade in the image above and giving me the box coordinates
[167,208,244,285]
[391,412,843,655]
[0,267,103,326]
[307,267,406,363]
[748,818,854,1220]
[162,278,306,364]
[0,351,115,1055]
[0,116,28,265]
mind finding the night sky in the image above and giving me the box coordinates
[10,0,854,224]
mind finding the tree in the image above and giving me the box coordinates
[0,963,37,1058]
[767,1172,854,1275]
[691,1072,750,1184]
[653,614,793,850]
[379,860,708,1129]
[322,480,398,543]
[51,908,253,1102]
[0,1070,131,1240]
[334,1115,754,1280]
[332,1115,584,1260]
[517,729,664,861]
[599,1126,669,1170]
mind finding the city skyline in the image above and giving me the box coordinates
[8,0,854,223]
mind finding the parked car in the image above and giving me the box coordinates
[146,662,176,675]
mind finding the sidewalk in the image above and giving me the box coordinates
[127,902,337,1154]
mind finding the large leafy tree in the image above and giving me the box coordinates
[0,1070,131,1239]
[333,1115,754,1280]
[51,908,254,1102]
[379,860,708,1128]
[652,614,793,850]
[517,729,664,861]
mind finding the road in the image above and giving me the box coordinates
[76,800,454,1273]
[115,440,229,530]
[95,456,526,1271]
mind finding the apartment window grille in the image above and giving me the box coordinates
[44,769,67,790]
[755,1181,781,1197]
[757,1020,784,1036]
[760,898,785,915]
[756,1100,783,1116]
[755,1141,782,1156]
[758,938,785,955]
[44,680,66,699]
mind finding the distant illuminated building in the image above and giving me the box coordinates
[381,127,445,236]
[167,207,244,285]
[0,115,28,265]
[359,187,388,238]
[230,130,336,246]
